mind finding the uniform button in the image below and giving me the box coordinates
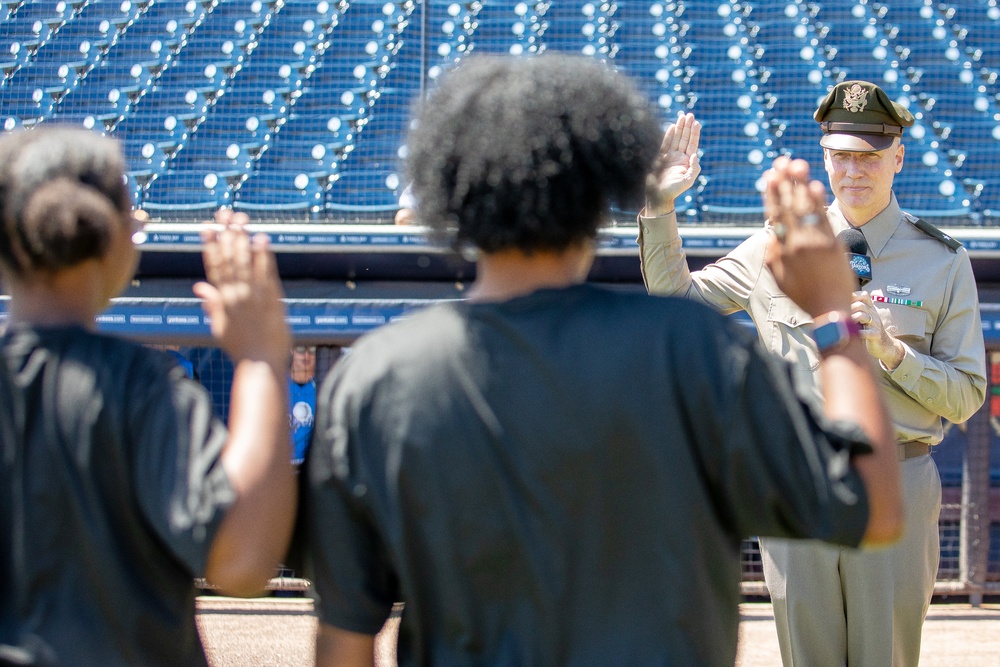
[901,375,908,380]
[642,226,649,234]
[926,398,933,404]
[790,316,797,325]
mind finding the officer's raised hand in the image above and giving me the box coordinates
[645,112,701,216]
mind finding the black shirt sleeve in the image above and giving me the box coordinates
[303,359,399,635]
[682,318,870,547]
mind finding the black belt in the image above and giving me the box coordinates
[899,441,930,460]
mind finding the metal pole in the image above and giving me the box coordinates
[419,0,427,103]
[959,351,993,606]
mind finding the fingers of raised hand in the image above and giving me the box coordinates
[764,159,793,232]
[660,113,700,157]
[807,180,828,222]
[766,158,829,242]
[684,116,701,156]
[658,123,676,154]
[200,215,225,286]
[251,233,284,298]
[191,281,223,328]
[229,212,253,285]
[204,210,254,287]
[673,113,699,155]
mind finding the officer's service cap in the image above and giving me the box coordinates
[814,81,915,152]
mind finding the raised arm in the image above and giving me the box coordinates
[638,113,764,315]
[764,157,902,546]
[193,209,297,596]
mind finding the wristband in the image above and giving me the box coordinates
[810,311,861,355]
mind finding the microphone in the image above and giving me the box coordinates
[837,228,872,288]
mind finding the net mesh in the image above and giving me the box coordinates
[150,337,1000,591]
[1,0,997,223]
[3,0,1000,595]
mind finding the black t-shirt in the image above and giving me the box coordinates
[304,284,870,666]
[0,325,234,666]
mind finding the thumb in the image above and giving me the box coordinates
[688,151,701,178]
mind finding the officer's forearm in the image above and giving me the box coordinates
[821,339,903,546]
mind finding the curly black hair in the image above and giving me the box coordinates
[0,127,130,276]
[405,54,662,254]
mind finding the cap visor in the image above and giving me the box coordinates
[820,132,895,152]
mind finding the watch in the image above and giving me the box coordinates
[811,311,861,355]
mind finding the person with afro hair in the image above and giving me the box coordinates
[302,55,901,666]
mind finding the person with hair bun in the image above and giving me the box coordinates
[303,55,901,666]
[0,128,297,666]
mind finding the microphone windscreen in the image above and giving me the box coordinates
[837,228,869,256]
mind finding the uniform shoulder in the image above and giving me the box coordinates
[901,212,963,252]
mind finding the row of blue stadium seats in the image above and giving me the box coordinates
[124,158,997,225]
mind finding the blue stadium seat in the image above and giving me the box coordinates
[697,167,767,224]
[539,2,618,60]
[974,179,1000,222]
[470,0,543,56]
[325,168,397,211]
[894,167,972,220]
[142,167,232,214]
[235,169,328,216]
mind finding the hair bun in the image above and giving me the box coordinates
[18,177,115,272]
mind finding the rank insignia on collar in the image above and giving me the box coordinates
[843,84,869,113]
[886,284,911,297]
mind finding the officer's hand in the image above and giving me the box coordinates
[644,112,701,215]
[764,157,854,318]
[852,292,906,369]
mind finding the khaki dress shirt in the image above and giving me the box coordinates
[638,193,986,444]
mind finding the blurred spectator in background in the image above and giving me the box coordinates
[289,345,317,466]
[0,128,296,666]
[394,184,417,226]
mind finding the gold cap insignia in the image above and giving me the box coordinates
[843,84,869,113]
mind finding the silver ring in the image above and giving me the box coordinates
[772,223,786,241]
[801,213,820,226]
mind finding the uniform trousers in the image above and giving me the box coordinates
[760,454,941,667]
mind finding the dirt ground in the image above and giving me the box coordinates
[197,597,1000,666]
[735,601,1000,666]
